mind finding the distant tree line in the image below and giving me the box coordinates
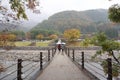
[29,29,60,39]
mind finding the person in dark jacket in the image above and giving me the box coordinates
[57,44,61,52]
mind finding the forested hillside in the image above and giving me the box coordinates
[31,9,120,39]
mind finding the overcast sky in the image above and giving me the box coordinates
[1,0,120,27]
[26,0,120,22]
[41,0,119,14]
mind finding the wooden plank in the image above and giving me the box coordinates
[36,52,90,80]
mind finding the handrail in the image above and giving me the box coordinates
[0,47,56,80]
[67,48,120,80]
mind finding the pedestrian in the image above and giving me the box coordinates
[57,44,61,52]
[61,44,64,52]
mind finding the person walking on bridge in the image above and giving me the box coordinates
[61,44,65,55]
[57,44,61,52]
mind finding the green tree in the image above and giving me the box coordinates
[81,38,90,47]
[109,4,120,23]
[92,32,120,77]
[104,28,118,39]
[10,30,25,40]
[30,29,59,39]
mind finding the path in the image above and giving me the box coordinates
[36,52,91,80]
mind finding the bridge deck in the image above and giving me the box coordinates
[36,52,91,80]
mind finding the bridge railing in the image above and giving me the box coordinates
[66,47,120,80]
[0,47,56,80]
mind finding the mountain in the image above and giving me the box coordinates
[0,23,29,32]
[32,9,118,34]
[0,20,39,32]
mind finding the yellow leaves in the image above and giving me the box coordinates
[0,34,16,41]
[8,34,16,41]
[49,34,58,40]
[64,28,80,41]
[0,33,16,49]
[36,34,44,40]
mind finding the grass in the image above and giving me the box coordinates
[36,41,52,47]
[0,40,52,47]
[67,41,81,46]
[15,41,31,46]
[66,41,94,47]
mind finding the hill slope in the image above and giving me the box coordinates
[32,9,119,34]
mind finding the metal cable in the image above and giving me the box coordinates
[0,69,17,80]
[85,64,106,79]
[85,61,103,71]
[23,64,40,79]
[4,63,17,70]
[23,62,38,74]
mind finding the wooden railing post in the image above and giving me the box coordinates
[52,48,54,57]
[68,48,70,57]
[40,52,43,70]
[107,58,112,80]
[54,48,56,53]
[48,50,50,61]
[73,49,75,61]
[64,47,67,54]
[54,48,56,56]
[17,59,23,80]
[81,52,84,69]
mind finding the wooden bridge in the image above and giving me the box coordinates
[36,52,90,80]
[0,46,117,80]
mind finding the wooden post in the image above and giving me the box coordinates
[52,48,54,57]
[65,47,67,54]
[48,50,50,61]
[17,59,22,80]
[54,48,56,53]
[82,52,84,69]
[68,48,70,57]
[53,48,55,57]
[107,58,112,80]
[40,52,43,70]
[73,49,75,61]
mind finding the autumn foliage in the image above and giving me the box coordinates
[0,33,16,48]
[64,29,80,41]
[36,34,44,40]
[49,34,58,40]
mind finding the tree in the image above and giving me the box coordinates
[36,34,44,40]
[92,32,120,64]
[104,28,118,39]
[91,32,120,78]
[26,32,31,40]
[109,4,120,23]
[8,34,16,41]
[64,28,80,41]
[0,33,9,47]
[30,29,60,39]
[10,30,25,40]
[49,34,58,40]
[0,33,16,50]
[0,0,40,21]
[81,38,90,47]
